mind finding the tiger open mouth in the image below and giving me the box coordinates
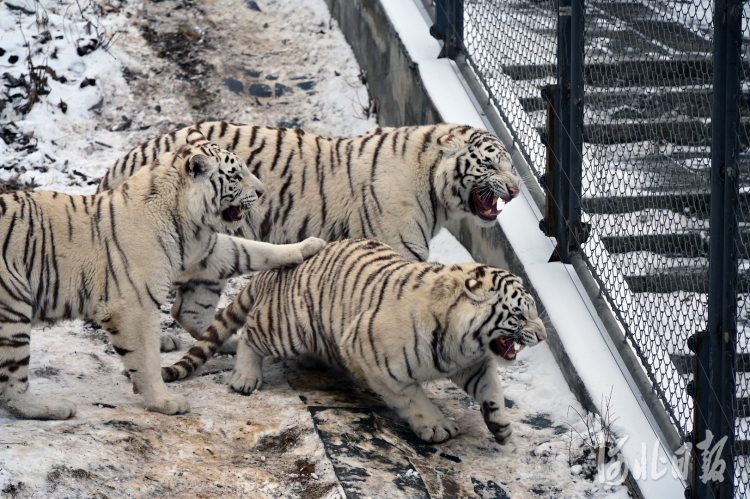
[469,189,513,221]
[490,336,524,360]
[222,196,257,223]
[222,205,244,223]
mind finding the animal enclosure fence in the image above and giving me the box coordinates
[425,0,749,497]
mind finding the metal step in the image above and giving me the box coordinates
[592,2,713,53]
[738,440,750,457]
[535,119,750,146]
[601,233,708,258]
[600,232,750,259]
[505,58,716,87]
[671,353,750,376]
[519,86,731,118]
[582,192,750,221]
[623,268,750,294]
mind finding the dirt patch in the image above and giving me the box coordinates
[0,174,38,193]
[1,481,28,498]
[139,16,215,111]
[295,458,315,475]
[32,366,60,378]
[45,465,113,498]
[300,482,338,499]
[256,427,300,453]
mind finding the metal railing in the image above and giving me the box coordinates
[426,0,749,497]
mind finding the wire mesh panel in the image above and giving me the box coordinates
[579,0,716,441]
[734,5,750,497]
[462,0,557,173]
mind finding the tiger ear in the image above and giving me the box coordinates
[436,133,462,155]
[186,128,207,145]
[188,154,211,178]
[464,278,488,301]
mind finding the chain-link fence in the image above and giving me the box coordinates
[735,2,749,493]
[579,0,711,448]
[427,0,749,496]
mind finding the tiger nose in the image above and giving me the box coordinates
[256,189,264,198]
[537,335,545,342]
[508,186,520,198]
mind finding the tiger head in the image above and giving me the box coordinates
[436,128,520,226]
[177,129,265,232]
[460,266,546,361]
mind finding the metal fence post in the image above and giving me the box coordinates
[550,0,585,264]
[567,0,584,255]
[555,0,572,263]
[694,0,741,496]
[430,0,463,59]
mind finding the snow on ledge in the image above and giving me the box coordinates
[379,0,688,496]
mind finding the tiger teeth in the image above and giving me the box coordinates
[483,209,494,216]
[492,196,499,206]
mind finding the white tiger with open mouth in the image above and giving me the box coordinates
[163,239,546,444]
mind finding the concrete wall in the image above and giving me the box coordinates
[324,0,442,128]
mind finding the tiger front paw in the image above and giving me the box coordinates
[6,395,77,420]
[414,418,459,443]
[159,332,182,352]
[482,401,512,444]
[299,237,326,259]
[145,392,190,415]
[229,369,262,395]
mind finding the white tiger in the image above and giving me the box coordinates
[0,129,324,420]
[98,123,521,346]
[163,239,546,443]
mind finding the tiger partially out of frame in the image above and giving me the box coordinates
[98,122,522,344]
[0,129,325,420]
[163,239,546,444]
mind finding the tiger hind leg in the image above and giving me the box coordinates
[171,279,225,340]
[451,357,511,444]
[0,302,76,419]
[228,329,264,395]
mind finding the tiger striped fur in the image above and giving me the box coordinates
[163,239,546,444]
[98,122,521,345]
[0,129,325,420]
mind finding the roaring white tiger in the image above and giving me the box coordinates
[163,239,546,444]
[98,122,521,343]
[0,129,325,420]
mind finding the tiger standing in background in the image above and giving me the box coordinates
[0,129,324,420]
[163,239,546,444]
[98,123,522,343]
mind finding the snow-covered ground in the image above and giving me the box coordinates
[0,0,633,497]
